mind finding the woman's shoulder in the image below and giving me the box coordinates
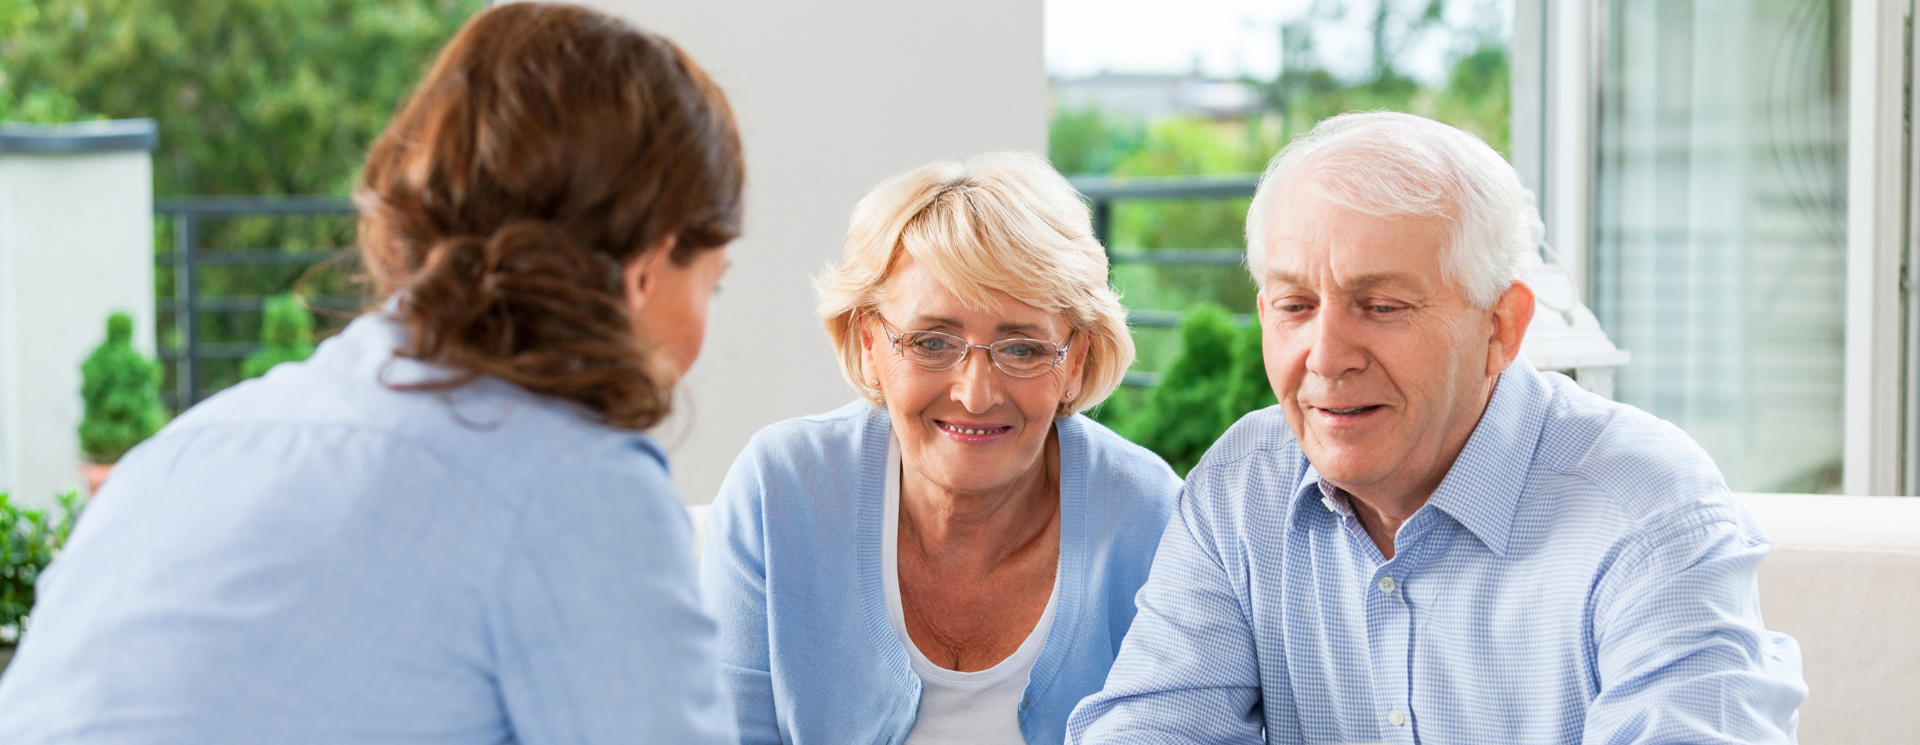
[736,399,881,466]
[1059,414,1182,529]
[1063,415,1181,492]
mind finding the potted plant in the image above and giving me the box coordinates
[77,312,168,493]
[0,490,83,673]
[241,294,317,379]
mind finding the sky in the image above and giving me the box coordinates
[1044,0,1513,84]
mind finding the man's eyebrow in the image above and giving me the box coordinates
[1262,270,1423,292]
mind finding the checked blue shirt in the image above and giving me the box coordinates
[1067,361,1806,745]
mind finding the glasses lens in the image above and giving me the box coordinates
[989,339,1060,376]
[898,331,966,369]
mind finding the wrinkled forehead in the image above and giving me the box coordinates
[1258,183,1453,292]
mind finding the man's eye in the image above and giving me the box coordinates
[1370,304,1405,314]
[1278,303,1312,313]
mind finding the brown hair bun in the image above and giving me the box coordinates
[354,1,743,430]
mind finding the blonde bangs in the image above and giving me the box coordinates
[817,152,1134,417]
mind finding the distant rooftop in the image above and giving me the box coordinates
[1050,72,1263,120]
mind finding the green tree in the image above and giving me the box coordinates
[1048,105,1143,176]
[1,0,483,196]
[78,312,168,464]
[1122,304,1240,475]
[1224,318,1277,420]
[241,294,317,379]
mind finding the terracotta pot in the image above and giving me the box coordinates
[79,461,113,496]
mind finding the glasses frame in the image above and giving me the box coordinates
[870,312,1073,378]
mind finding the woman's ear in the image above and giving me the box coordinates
[621,235,679,316]
[858,314,880,386]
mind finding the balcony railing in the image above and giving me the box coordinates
[153,196,359,409]
[1070,173,1259,386]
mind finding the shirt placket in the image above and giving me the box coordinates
[1353,509,1430,745]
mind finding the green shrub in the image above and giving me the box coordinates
[241,294,317,379]
[1113,305,1277,475]
[0,490,83,641]
[78,312,168,464]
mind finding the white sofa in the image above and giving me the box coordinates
[689,495,1920,742]
[1736,493,1920,744]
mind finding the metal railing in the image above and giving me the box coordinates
[154,196,359,409]
[1069,173,1260,386]
[150,176,1259,402]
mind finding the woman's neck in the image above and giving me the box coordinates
[898,428,1060,573]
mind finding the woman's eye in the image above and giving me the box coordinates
[1000,342,1041,358]
[913,336,953,351]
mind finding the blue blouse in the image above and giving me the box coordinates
[0,312,735,744]
[701,401,1181,745]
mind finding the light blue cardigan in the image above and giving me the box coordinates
[701,401,1181,745]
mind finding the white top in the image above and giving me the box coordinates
[882,436,1059,745]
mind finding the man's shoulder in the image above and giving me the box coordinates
[1533,374,1741,528]
[1182,406,1310,504]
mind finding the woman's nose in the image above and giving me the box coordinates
[950,349,1000,413]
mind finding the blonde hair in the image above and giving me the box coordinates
[817,152,1133,417]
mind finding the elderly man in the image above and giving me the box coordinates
[1066,112,1805,744]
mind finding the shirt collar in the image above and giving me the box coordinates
[1290,360,1551,559]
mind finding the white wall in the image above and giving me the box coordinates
[581,0,1048,504]
[0,149,156,507]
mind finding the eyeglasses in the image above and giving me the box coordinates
[872,312,1072,378]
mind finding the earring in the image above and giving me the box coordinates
[869,378,880,386]
[1066,390,1077,401]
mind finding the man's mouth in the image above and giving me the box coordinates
[1315,405,1383,416]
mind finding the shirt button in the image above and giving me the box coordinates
[1389,708,1406,726]
[1378,576,1397,594]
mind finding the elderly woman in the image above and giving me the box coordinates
[702,152,1181,745]
[0,4,740,742]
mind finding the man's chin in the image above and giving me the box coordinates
[1298,442,1395,488]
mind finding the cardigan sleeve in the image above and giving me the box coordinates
[700,441,783,745]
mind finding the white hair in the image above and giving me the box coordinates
[1245,111,1540,308]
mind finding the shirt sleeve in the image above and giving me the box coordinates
[490,440,737,745]
[699,443,783,745]
[1066,475,1268,745]
[1583,509,1807,744]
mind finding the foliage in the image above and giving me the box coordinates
[0,490,84,641]
[78,313,169,464]
[1,0,479,403]
[1048,105,1143,177]
[0,0,484,196]
[1107,305,1275,475]
[241,294,318,379]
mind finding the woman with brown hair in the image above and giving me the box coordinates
[0,4,742,742]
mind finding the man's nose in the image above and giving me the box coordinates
[1304,307,1366,379]
[951,348,1000,413]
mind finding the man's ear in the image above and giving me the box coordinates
[1486,280,1535,376]
[621,236,679,314]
